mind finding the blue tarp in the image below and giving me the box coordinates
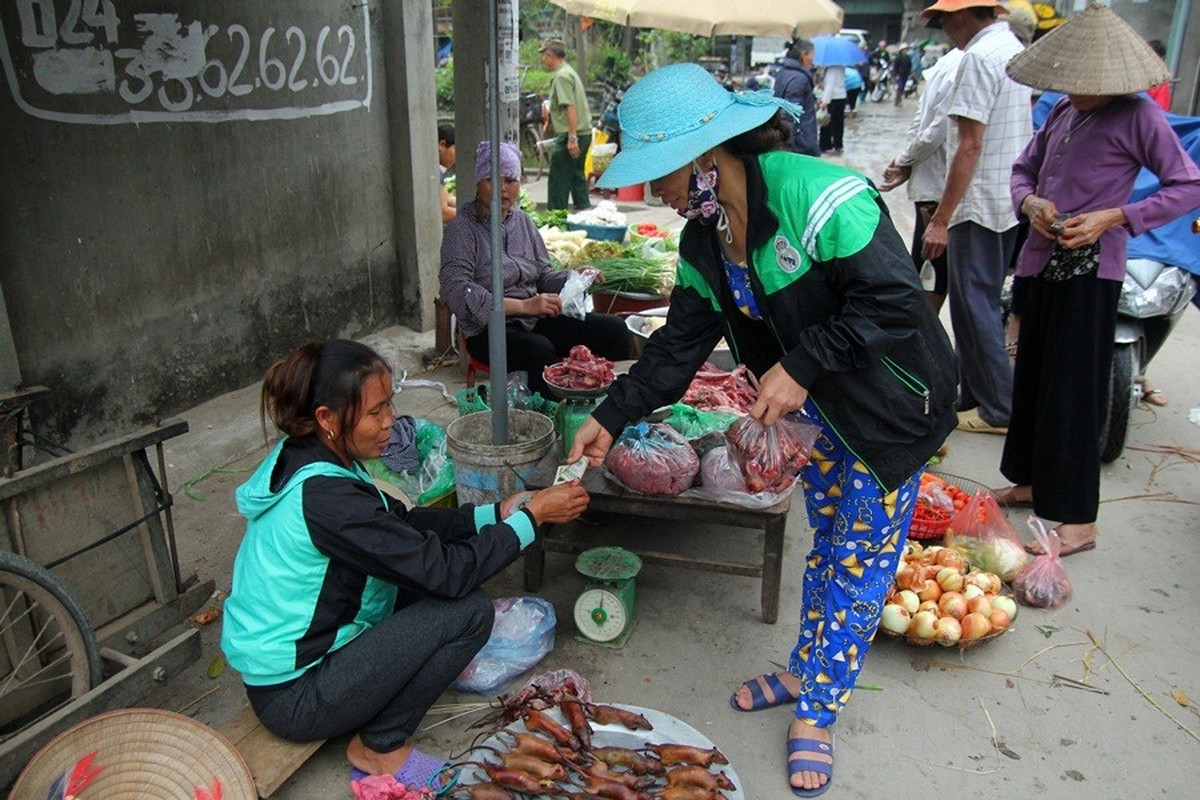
[1126,113,1200,275]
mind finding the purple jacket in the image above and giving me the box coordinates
[1011,95,1200,281]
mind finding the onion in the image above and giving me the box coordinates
[963,584,985,601]
[881,604,912,635]
[960,612,991,641]
[935,548,967,571]
[989,608,1012,632]
[895,589,920,615]
[911,610,938,640]
[936,566,965,593]
[933,616,962,646]
[967,595,993,619]
[938,591,968,620]
[896,567,919,591]
[917,599,939,616]
[991,594,1018,620]
[917,579,943,603]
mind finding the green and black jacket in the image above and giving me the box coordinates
[595,151,958,490]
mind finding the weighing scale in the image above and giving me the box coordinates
[543,376,606,459]
[573,546,643,648]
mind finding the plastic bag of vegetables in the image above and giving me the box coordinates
[944,492,1029,582]
[1012,517,1073,608]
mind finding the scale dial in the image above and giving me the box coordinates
[574,587,629,642]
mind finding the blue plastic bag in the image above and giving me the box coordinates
[452,597,556,694]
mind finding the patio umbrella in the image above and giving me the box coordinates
[549,0,843,38]
[810,35,868,67]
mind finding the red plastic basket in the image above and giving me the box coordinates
[908,473,996,541]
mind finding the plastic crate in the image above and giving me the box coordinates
[566,221,627,242]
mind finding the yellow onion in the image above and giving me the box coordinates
[881,603,912,635]
[938,591,968,620]
[991,594,1018,620]
[895,589,920,615]
[910,610,938,640]
[960,612,991,641]
[989,608,1012,632]
[933,616,962,646]
[936,566,965,593]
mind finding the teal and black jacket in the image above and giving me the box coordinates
[595,151,958,490]
[221,435,534,687]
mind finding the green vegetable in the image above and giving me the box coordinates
[589,256,675,296]
[531,208,569,229]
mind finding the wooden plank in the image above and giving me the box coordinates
[0,419,188,501]
[127,450,177,603]
[0,628,201,790]
[220,706,326,798]
[95,579,214,655]
[539,534,763,577]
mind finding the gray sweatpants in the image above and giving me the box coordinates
[947,221,1016,427]
[247,589,493,753]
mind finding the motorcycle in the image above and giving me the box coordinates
[1100,258,1196,462]
[869,63,891,103]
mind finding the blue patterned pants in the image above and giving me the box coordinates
[788,406,921,727]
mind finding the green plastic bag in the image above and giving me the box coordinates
[664,402,739,440]
[365,418,456,506]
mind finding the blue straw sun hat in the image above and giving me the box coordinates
[596,63,802,189]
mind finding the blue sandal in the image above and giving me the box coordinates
[350,749,459,796]
[787,731,834,797]
[729,672,800,712]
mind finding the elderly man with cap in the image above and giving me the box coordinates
[438,141,629,396]
[567,63,958,797]
[539,38,593,211]
[995,4,1200,556]
[920,0,1031,435]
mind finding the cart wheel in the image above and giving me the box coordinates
[0,551,102,736]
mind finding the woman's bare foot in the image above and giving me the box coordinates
[346,735,412,776]
[732,671,802,711]
[788,719,833,794]
[1027,522,1096,556]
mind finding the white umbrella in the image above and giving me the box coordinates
[550,0,843,38]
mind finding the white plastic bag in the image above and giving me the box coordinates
[452,597,556,694]
[559,269,597,320]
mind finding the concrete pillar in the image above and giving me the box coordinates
[453,0,520,198]
[381,0,441,331]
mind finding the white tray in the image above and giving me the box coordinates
[459,703,743,799]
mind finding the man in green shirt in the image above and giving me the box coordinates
[539,39,592,210]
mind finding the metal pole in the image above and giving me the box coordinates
[487,0,510,444]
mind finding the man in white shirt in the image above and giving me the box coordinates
[819,65,847,154]
[880,47,965,311]
[920,0,1031,434]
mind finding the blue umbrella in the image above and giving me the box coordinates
[811,35,868,67]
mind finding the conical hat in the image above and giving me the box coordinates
[1006,3,1170,95]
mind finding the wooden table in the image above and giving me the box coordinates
[522,448,792,623]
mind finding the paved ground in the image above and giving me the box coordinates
[100,97,1200,798]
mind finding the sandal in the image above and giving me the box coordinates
[955,411,1008,435]
[350,749,458,796]
[1024,527,1096,557]
[1141,388,1169,407]
[787,729,834,797]
[730,672,801,712]
[994,485,1033,508]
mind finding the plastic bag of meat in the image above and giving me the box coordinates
[700,446,748,493]
[604,422,700,496]
[724,412,821,494]
[1012,517,1073,609]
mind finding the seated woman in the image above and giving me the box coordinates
[220,339,589,791]
[439,140,632,396]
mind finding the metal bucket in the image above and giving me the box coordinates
[446,410,554,505]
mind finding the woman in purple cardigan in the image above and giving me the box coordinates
[997,5,1200,555]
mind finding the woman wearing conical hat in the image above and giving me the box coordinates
[997,4,1200,554]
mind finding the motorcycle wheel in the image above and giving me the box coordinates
[1098,342,1137,463]
[870,84,886,103]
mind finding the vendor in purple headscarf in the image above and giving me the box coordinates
[439,140,631,395]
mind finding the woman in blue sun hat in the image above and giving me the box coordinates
[567,63,957,797]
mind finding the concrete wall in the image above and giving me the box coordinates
[0,1,437,447]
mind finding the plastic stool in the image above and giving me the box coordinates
[458,330,490,388]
